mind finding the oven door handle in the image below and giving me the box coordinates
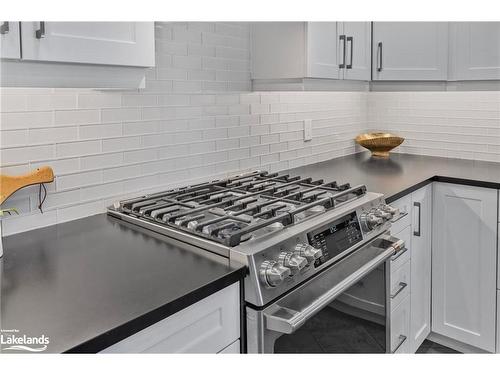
[264,235,404,334]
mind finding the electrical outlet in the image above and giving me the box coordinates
[304,120,312,141]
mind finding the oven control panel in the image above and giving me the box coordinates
[308,211,363,268]
[252,197,398,299]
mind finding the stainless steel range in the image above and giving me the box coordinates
[108,170,405,353]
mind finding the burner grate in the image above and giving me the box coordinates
[113,170,366,247]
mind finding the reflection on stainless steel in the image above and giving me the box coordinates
[107,169,403,353]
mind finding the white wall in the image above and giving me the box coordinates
[368,91,500,160]
[0,22,367,235]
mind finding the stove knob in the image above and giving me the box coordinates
[380,204,399,216]
[294,243,323,264]
[360,213,383,231]
[278,252,308,274]
[259,260,291,288]
[375,209,392,220]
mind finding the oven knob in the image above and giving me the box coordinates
[375,209,392,220]
[278,252,307,274]
[360,213,383,231]
[294,243,323,264]
[259,260,291,288]
[380,204,399,216]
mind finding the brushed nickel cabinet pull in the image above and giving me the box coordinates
[36,21,45,39]
[413,201,421,237]
[377,42,383,72]
[339,35,346,68]
[0,21,9,35]
[346,36,353,69]
[390,281,408,299]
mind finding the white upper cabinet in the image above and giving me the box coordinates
[306,22,342,79]
[432,183,497,352]
[251,22,371,83]
[0,21,21,59]
[342,22,371,81]
[449,22,500,80]
[20,22,155,67]
[372,22,448,81]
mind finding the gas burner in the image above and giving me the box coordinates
[110,170,367,247]
[202,220,252,242]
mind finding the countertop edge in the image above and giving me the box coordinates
[63,266,246,353]
[385,176,500,203]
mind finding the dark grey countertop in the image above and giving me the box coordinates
[0,214,245,353]
[2,151,500,354]
[286,152,500,203]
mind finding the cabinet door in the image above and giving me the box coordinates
[0,21,21,59]
[20,22,155,67]
[409,184,432,353]
[306,22,341,79]
[372,22,448,80]
[343,22,371,81]
[450,22,500,80]
[432,183,497,352]
[101,283,240,353]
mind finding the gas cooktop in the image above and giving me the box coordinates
[108,170,399,306]
[108,170,367,248]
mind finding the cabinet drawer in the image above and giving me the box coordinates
[390,226,411,271]
[390,195,412,234]
[390,260,411,310]
[101,283,240,353]
[390,294,411,353]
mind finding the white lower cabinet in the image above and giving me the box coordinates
[409,184,432,353]
[390,260,411,310]
[390,295,411,353]
[389,184,432,353]
[432,183,497,352]
[101,283,240,353]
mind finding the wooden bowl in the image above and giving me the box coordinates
[355,132,404,158]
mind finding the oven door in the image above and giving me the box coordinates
[246,233,404,353]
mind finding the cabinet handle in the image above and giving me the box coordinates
[377,42,383,72]
[339,35,346,69]
[413,201,421,237]
[390,282,408,299]
[0,21,9,35]
[391,335,407,353]
[391,246,408,262]
[35,21,45,39]
[346,36,353,69]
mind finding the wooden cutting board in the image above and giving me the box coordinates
[0,166,54,206]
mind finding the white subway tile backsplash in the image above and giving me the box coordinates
[1,145,55,164]
[27,95,77,111]
[102,136,141,152]
[56,170,102,190]
[1,129,28,147]
[56,140,101,158]
[1,21,368,235]
[55,109,99,125]
[80,153,123,170]
[1,111,53,130]
[368,92,500,161]
[79,123,123,140]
